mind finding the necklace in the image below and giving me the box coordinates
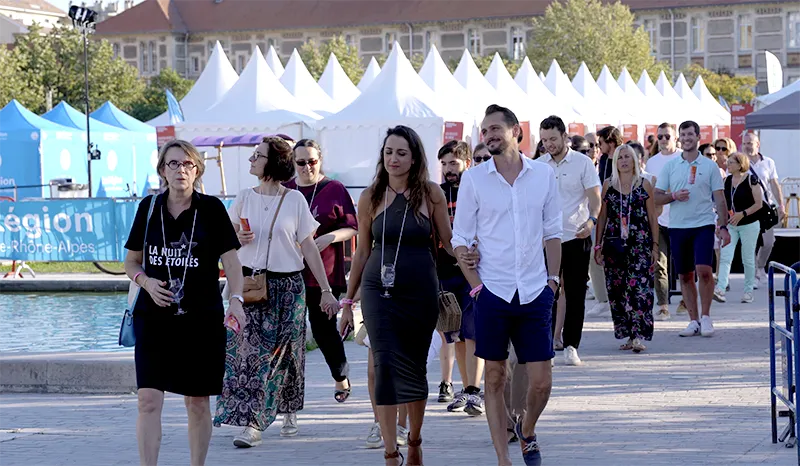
[160,203,198,315]
[252,186,283,274]
[380,186,409,298]
[307,177,320,212]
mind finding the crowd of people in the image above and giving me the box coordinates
[123,104,786,466]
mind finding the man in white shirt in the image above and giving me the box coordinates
[742,132,786,286]
[644,122,682,321]
[453,104,562,466]
[539,116,601,366]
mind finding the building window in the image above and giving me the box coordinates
[191,56,200,73]
[510,26,525,60]
[789,12,800,49]
[691,17,705,53]
[643,19,657,52]
[468,29,481,54]
[385,32,397,52]
[344,34,354,47]
[237,55,246,73]
[149,41,157,73]
[738,15,753,51]
[139,42,147,72]
[424,31,433,53]
[112,43,120,59]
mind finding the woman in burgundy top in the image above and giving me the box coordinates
[285,139,358,402]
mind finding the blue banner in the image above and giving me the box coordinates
[0,197,234,262]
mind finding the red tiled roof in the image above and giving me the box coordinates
[0,0,65,15]
[96,0,786,36]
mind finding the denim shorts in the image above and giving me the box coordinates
[474,286,556,364]
[669,224,716,275]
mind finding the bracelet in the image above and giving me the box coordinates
[593,245,602,251]
[469,284,484,298]
[321,288,333,294]
[133,272,144,285]
[340,298,354,306]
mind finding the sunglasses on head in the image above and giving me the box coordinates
[715,146,728,152]
[473,155,492,163]
[295,159,319,167]
[658,134,671,140]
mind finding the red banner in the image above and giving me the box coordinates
[156,126,176,148]
[519,121,532,157]
[644,125,659,140]
[730,103,753,149]
[568,122,585,135]
[699,125,714,144]
[443,121,464,142]
[622,124,638,141]
[595,123,612,132]
[717,126,730,139]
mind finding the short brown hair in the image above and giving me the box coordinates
[728,151,750,173]
[261,136,295,182]
[438,140,471,162]
[657,122,676,131]
[157,139,205,190]
[597,126,623,147]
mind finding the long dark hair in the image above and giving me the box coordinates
[369,125,431,221]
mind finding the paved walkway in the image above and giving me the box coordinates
[0,275,798,465]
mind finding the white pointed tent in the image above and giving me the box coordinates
[318,53,360,111]
[358,57,381,91]
[691,76,731,123]
[544,60,599,129]
[672,73,725,126]
[637,70,681,125]
[515,58,580,124]
[757,77,800,106]
[596,65,646,138]
[177,47,320,195]
[280,49,339,114]
[453,50,502,119]
[318,44,472,188]
[572,62,630,127]
[265,45,285,78]
[147,41,239,126]
[538,71,546,82]
[417,45,473,117]
[485,53,558,133]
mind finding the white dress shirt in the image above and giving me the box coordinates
[452,155,562,305]
[539,149,601,243]
[750,154,779,205]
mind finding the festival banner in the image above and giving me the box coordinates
[443,121,464,142]
[717,126,730,139]
[699,125,714,144]
[156,126,176,148]
[730,103,753,148]
[519,122,532,156]
[595,123,612,132]
[568,123,585,135]
[644,125,659,140]
[622,124,638,141]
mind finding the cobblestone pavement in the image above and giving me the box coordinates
[1,275,798,465]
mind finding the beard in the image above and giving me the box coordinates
[444,171,462,185]
[487,140,508,156]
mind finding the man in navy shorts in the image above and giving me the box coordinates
[453,104,562,466]
[655,120,730,338]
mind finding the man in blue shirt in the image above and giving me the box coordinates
[654,120,731,338]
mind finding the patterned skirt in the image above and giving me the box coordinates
[213,272,306,431]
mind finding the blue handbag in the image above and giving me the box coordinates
[118,196,156,347]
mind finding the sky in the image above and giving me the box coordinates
[46,0,140,14]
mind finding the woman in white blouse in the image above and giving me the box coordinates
[213,137,339,449]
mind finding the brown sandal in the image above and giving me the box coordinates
[384,448,404,466]
[407,436,423,466]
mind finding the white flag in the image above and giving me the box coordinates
[764,51,783,94]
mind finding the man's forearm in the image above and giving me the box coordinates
[771,180,785,208]
[544,238,561,277]
[654,191,674,206]
[455,246,482,289]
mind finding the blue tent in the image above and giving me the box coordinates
[42,102,138,197]
[91,102,159,197]
[0,100,86,199]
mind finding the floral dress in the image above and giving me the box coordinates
[602,182,654,341]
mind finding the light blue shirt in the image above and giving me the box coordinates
[655,153,723,229]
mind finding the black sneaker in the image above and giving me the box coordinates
[447,390,468,412]
[437,381,454,402]
[464,393,485,416]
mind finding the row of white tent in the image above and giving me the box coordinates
[149,41,732,194]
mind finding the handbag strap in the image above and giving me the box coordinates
[132,195,157,316]
[264,188,288,272]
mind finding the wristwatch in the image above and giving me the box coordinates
[231,294,244,304]
[547,275,560,286]
[588,216,598,225]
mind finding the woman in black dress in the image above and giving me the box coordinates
[124,139,244,466]
[339,126,454,466]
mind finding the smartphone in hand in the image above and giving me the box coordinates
[341,324,354,342]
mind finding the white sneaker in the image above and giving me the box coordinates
[396,424,409,446]
[679,320,701,337]
[700,316,715,337]
[233,427,262,448]
[365,422,383,449]
[713,288,727,303]
[587,302,610,317]
[280,413,298,437]
[654,307,671,321]
[564,346,582,366]
[742,292,754,304]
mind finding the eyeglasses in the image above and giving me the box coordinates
[165,160,197,171]
[705,151,716,157]
[295,159,319,167]
[715,146,728,152]
[657,135,671,141]
[473,155,492,163]
[588,142,598,148]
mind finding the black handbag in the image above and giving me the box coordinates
[748,169,779,232]
[119,196,156,347]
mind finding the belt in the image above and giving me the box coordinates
[242,267,301,279]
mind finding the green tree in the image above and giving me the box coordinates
[128,68,194,122]
[0,47,44,110]
[681,64,756,104]
[1,23,144,114]
[527,0,670,79]
[300,36,364,83]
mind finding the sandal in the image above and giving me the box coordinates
[334,378,351,403]
[619,338,633,351]
[632,339,646,353]
[507,428,519,444]
[407,435,423,466]
[384,447,404,466]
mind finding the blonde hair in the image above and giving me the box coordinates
[157,139,206,190]
[727,151,750,173]
[713,137,737,154]
[610,144,642,191]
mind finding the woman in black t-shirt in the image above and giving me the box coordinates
[123,139,243,466]
[714,152,763,304]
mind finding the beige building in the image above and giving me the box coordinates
[0,0,66,44]
[95,0,800,92]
